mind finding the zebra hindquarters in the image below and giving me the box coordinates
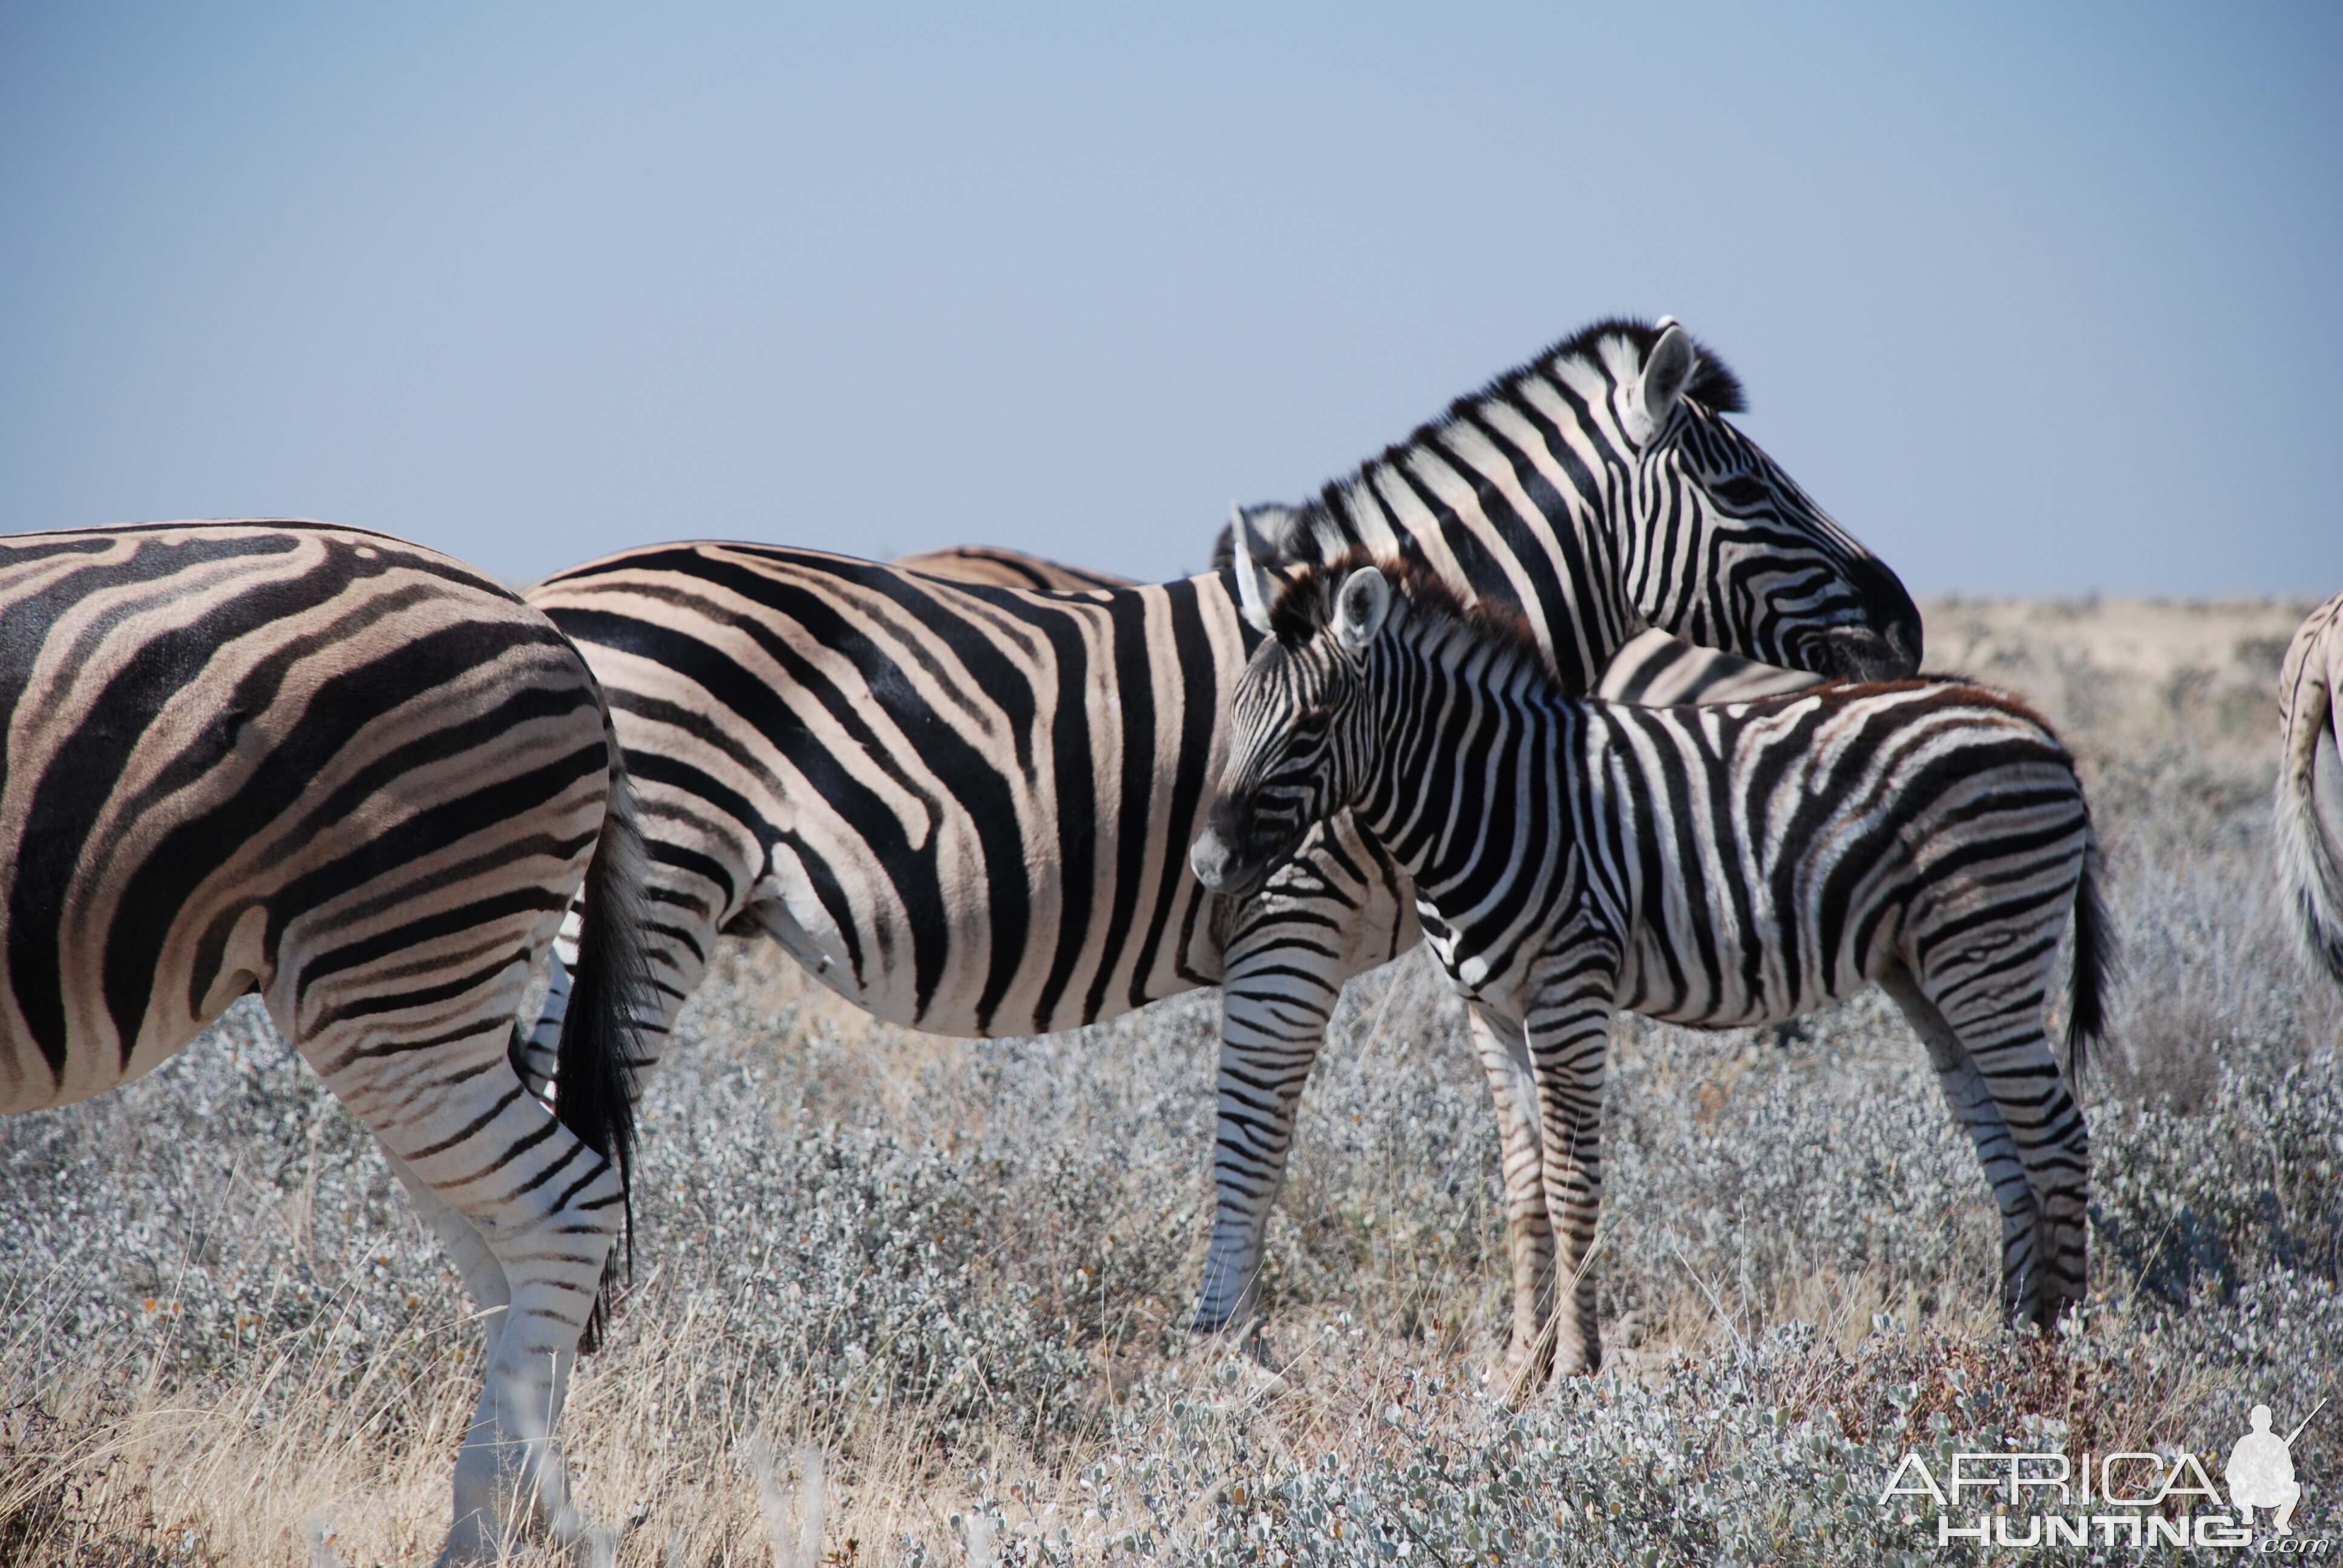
[1199,811,1423,1336]
[260,653,635,1563]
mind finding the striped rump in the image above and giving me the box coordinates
[0,521,655,1564]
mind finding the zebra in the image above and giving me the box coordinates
[0,521,655,1565]
[2278,590,2343,986]
[1189,550,2106,1387]
[520,316,1925,1337]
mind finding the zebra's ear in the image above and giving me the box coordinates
[1633,321,1700,442]
[1334,566,1392,655]
[1231,503,1279,634]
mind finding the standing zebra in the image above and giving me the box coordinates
[0,521,655,1565]
[523,316,1924,1336]
[1190,554,2106,1385]
[2278,590,2343,986]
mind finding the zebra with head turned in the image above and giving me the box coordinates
[1190,551,2106,1387]
[521,316,1924,1338]
[0,522,656,1566]
[2278,590,2343,987]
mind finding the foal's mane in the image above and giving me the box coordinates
[1268,551,1558,683]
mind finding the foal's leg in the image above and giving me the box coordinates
[1199,814,1419,1335]
[1521,982,1616,1383]
[1467,1007,1558,1393]
[1876,958,2088,1328]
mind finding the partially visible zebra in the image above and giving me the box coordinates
[2278,590,2343,985]
[0,522,655,1565]
[1191,552,2105,1387]
[524,316,1925,1336]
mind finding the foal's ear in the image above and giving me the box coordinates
[1334,566,1392,655]
[1231,503,1280,634]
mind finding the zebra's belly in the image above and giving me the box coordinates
[752,824,1224,1038]
[1614,930,1873,1030]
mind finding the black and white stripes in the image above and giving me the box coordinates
[1194,556,2104,1385]
[525,316,1924,1337]
[0,521,655,1564]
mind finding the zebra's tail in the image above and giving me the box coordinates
[557,729,655,1353]
[2066,841,2112,1086]
[2275,633,2343,986]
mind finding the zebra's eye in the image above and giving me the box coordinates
[1715,476,1769,509]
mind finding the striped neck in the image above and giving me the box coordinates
[1352,599,1573,889]
[1294,339,1647,693]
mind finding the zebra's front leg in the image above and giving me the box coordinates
[1196,820,1417,1337]
[1467,1007,1558,1396]
[1198,927,1349,1337]
[1522,983,1616,1383]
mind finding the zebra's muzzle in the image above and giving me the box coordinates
[1192,792,1296,902]
[1190,820,1270,901]
[1824,622,1921,682]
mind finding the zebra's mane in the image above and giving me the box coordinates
[1262,318,1748,569]
[1268,552,1555,684]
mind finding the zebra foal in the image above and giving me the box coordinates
[2278,589,2343,987]
[1192,552,2108,1387]
[0,521,655,1564]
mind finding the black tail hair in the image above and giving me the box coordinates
[2066,841,2113,1086]
[557,732,655,1353]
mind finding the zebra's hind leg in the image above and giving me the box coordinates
[1876,959,2088,1331]
[1467,1007,1559,1394]
[304,1015,623,1564]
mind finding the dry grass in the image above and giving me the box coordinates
[4,596,2340,1564]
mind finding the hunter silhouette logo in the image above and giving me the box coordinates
[2229,1399,2322,1535]
[1881,1394,2330,1550]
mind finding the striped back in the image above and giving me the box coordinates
[531,541,1249,1036]
[1253,318,1921,688]
[895,545,1134,592]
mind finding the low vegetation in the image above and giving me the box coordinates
[5,597,2338,1564]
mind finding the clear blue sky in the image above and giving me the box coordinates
[2,3,2335,592]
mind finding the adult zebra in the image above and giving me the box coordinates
[0,521,655,1566]
[1190,554,2105,1386]
[2278,590,2343,986]
[524,316,1924,1335]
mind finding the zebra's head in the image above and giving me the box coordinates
[1610,319,1922,681]
[1236,318,1922,687]
[1191,528,1400,901]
